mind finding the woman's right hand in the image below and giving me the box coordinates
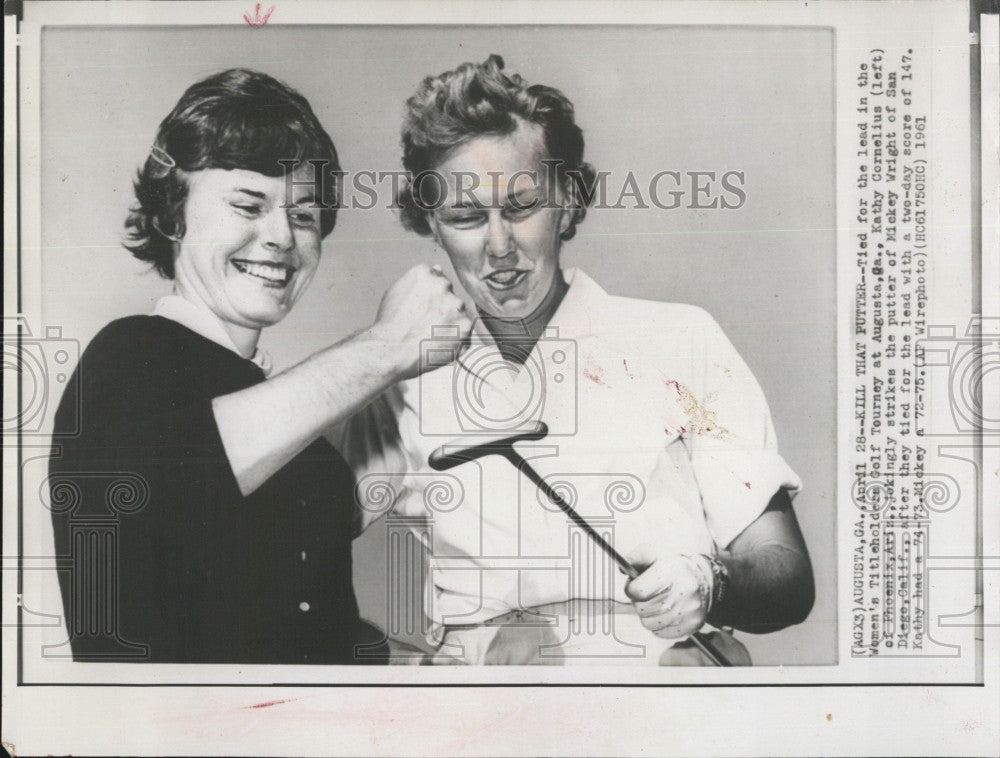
[369,264,473,380]
[214,263,472,496]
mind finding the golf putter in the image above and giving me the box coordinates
[428,421,732,666]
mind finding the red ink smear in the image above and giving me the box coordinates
[245,698,297,710]
[623,359,635,379]
[583,360,609,387]
[744,481,752,489]
[244,2,275,27]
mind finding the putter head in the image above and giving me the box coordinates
[428,421,549,471]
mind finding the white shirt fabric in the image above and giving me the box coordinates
[337,269,800,653]
[153,294,273,376]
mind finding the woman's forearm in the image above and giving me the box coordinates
[213,327,412,495]
[709,543,815,634]
[213,263,470,496]
[707,490,816,633]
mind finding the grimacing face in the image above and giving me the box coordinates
[173,167,323,340]
[428,121,571,320]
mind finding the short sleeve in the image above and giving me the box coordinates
[683,311,801,549]
[53,320,245,515]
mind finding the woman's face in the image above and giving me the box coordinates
[173,167,323,331]
[428,121,571,319]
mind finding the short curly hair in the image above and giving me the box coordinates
[397,54,597,241]
[124,68,341,279]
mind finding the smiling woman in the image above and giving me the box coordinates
[48,68,472,664]
[171,168,324,354]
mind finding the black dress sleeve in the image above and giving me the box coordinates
[49,316,363,663]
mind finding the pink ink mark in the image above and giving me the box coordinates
[744,481,752,490]
[583,359,609,387]
[245,697,298,710]
[244,2,275,27]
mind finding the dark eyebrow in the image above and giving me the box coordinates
[230,188,268,200]
[507,185,539,202]
[442,188,537,212]
[442,199,485,212]
[509,182,539,196]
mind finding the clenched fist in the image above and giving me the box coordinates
[370,264,472,380]
[624,553,715,639]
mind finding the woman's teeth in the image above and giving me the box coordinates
[487,270,525,288]
[232,260,293,285]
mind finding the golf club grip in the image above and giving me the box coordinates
[427,423,550,472]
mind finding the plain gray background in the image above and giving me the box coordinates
[40,25,835,665]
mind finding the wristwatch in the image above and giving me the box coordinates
[703,554,730,612]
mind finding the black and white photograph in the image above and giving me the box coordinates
[3,1,997,756]
[32,22,834,669]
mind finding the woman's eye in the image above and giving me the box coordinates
[232,203,262,216]
[503,200,540,221]
[289,211,319,227]
[441,213,486,229]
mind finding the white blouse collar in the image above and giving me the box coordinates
[152,295,273,377]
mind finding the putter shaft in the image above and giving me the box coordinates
[507,449,639,579]
[428,432,732,666]
[507,450,732,667]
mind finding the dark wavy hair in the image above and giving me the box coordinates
[397,54,597,241]
[124,68,341,279]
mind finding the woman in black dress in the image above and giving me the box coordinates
[48,68,470,664]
